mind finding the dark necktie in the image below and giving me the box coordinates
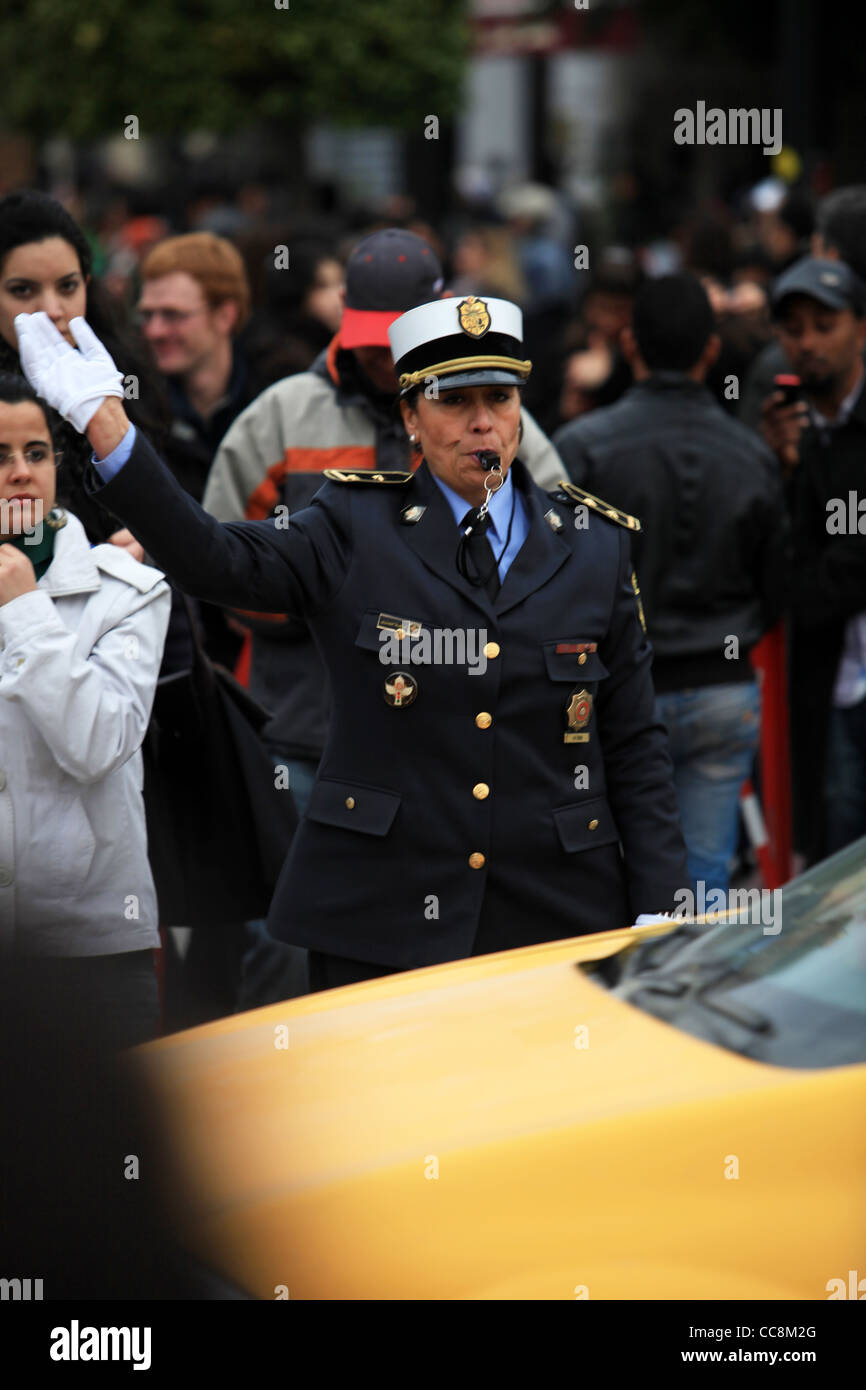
[459,508,501,600]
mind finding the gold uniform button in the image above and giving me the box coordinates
[468,852,486,870]
[482,641,500,659]
[475,712,493,729]
[345,797,355,809]
[578,652,587,665]
[588,818,599,830]
[472,783,490,800]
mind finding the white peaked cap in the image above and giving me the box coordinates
[388,295,523,361]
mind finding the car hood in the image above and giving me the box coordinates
[133,924,865,1298]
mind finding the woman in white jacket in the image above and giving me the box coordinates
[0,372,170,1048]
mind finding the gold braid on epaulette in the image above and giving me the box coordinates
[323,469,414,484]
[556,480,641,532]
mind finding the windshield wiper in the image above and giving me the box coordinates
[621,964,774,1036]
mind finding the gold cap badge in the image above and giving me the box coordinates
[457,295,491,339]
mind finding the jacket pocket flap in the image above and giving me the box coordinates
[306,778,401,836]
[543,642,609,682]
[552,796,620,852]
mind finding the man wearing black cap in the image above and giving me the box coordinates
[762,256,866,861]
[201,228,564,1003]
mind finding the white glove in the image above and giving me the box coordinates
[15,311,124,434]
[631,912,675,928]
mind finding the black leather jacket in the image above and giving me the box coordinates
[554,373,788,692]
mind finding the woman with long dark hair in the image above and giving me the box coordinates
[0,189,171,547]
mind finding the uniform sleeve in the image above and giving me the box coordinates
[84,426,352,619]
[597,527,689,915]
[0,578,171,784]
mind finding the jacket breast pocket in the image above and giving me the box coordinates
[543,641,609,685]
[552,795,620,853]
[305,777,402,836]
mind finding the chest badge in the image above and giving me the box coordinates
[564,689,592,743]
[384,671,418,709]
[401,505,427,525]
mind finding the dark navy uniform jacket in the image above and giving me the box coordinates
[86,430,688,968]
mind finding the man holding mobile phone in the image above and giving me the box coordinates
[765,256,866,863]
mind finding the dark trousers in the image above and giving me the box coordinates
[307,893,523,993]
[19,949,160,1051]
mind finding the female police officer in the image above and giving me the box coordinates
[16,298,687,992]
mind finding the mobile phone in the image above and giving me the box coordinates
[773,373,803,407]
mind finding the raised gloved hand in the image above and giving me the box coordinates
[14,311,124,434]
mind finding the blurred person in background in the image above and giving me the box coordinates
[740,183,866,430]
[542,254,642,434]
[497,182,575,314]
[138,230,279,668]
[0,370,170,1049]
[239,235,344,385]
[684,212,774,413]
[555,274,787,894]
[450,223,528,304]
[0,189,170,550]
[138,232,264,508]
[751,185,815,276]
[760,257,866,864]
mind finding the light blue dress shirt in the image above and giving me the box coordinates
[432,467,529,584]
[93,421,136,480]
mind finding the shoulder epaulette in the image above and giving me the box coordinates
[554,479,641,532]
[323,469,414,485]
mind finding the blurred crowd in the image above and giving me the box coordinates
[1,168,864,1038]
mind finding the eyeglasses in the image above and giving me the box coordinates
[0,448,60,468]
[135,307,209,327]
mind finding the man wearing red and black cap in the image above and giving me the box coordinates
[201,227,564,1001]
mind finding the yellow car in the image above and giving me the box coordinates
[136,841,866,1300]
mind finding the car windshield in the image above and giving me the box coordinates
[585,838,866,1069]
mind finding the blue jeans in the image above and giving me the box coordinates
[654,682,760,895]
[236,755,318,1009]
[825,696,866,854]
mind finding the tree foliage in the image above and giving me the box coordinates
[2,0,470,139]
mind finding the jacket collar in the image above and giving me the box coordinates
[400,458,570,619]
[631,370,715,403]
[36,511,102,597]
[316,336,398,424]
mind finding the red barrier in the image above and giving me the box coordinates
[746,623,794,889]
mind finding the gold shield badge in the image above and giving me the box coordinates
[564,689,592,743]
[457,295,491,339]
